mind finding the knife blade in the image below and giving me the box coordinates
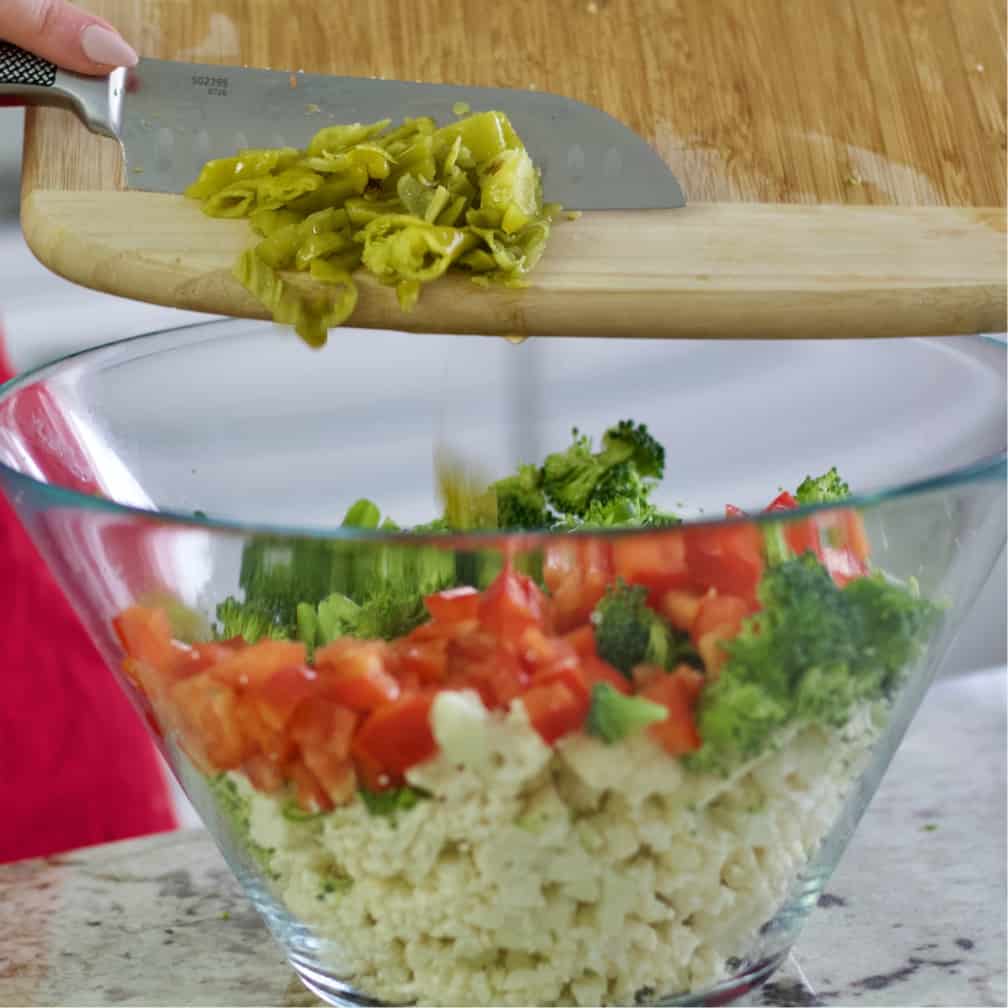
[0,43,686,210]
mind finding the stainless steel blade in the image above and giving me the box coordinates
[115,58,685,210]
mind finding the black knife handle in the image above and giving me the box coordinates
[0,40,57,89]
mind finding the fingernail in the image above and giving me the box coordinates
[80,24,139,68]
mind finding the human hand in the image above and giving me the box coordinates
[1,0,137,76]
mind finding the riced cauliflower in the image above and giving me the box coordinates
[228,694,881,1007]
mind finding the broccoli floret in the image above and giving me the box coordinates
[687,554,939,773]
[591,581,695,678]
[491,464,551,530]
[795,466,850,505]
[541,429,606,517]
[540,423,669,522]
[600,420,665,480]
[215,596,288,643]
[585,683,667,743]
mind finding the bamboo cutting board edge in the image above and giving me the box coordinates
[21,189,1007,340]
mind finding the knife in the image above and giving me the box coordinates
[0,41,686,209]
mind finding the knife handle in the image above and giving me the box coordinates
[0,40,122,138]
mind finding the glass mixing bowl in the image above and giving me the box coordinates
[0,323,1004,1008]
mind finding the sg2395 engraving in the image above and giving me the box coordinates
[192,75,229,96]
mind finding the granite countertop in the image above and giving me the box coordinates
[1,668,1005,1008]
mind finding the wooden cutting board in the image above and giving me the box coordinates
[19,0,1008,339]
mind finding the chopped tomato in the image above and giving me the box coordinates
[289,703,357,806]
[543,541,578,595]
[113,606,177,675]
[352,746,387,792]
[766,491,798,512]
[660,589,704,633]
[521,678,590,745]
[315,638,392,677]
[447,637,528,709]
[245,664,318,730]
[397,639,448,685]
[424,586,480,624]
[184,640,242,675]
[725,504,745,518]
[235,699,295,764]
[314,639,400,711]
[518,627,579,675]
[630,662,665,690]
[243,754,285,793]
[611,532,690,599]
[579,655,631,694]
[549,540,613,633]
[209,639,308,690]
[288,702,356,760]
[406,619,472,643]
[691,592,748,645]
[288,760,334,814]
[815,509,870,585]
[697,630,734,678]
[684,522,764,605]
[640,673,701,755]
[478,568,549,640]
[562,624,597,659]
[670,663,705,703]
[530,661,591,703]
[304,753,356,806]
[844,510,871,564]
[784,517,822,559]
[171,674,253,769]
[322,666,400,712]
[352,691,438,786]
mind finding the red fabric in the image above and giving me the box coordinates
[0,338,177,863]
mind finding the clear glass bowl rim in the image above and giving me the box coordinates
[1,321,1004,545]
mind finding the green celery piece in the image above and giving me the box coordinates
[316,593,362,644]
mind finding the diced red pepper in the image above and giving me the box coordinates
[521,678,590,745]
[288,702,356,760]
[424,586,481,624]
[113,606,178,675]
[562,624,598,659]
[611,532,691,602]
[478,568,549,640]
[579,655,631,695]
[288,760,334,814]
[248,665,319,731]
[691,592,749,646]
[640,673,701,755]
[314,639,400,712]
[766,491,798,512]
[351,692,438,786]
[397,639,449,685]
[447,639,529,709]
[208,639,308,690]
[684,522,765,606]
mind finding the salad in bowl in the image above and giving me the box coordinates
[113,421,938,1007]
[2,324,1003,1007]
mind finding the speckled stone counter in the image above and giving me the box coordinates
[2,668,1004,1008]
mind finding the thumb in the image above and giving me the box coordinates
[1,0,138,76]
